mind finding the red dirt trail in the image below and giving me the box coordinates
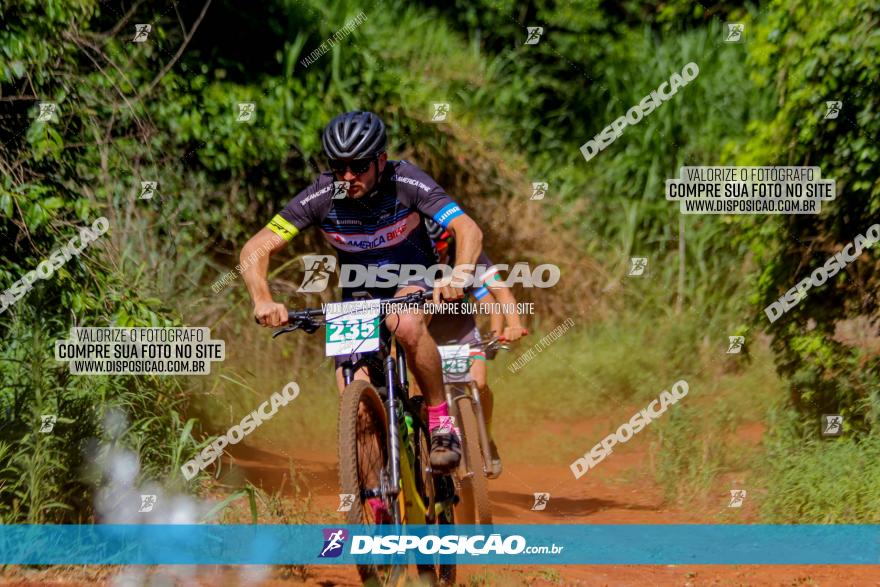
[4,416,879,586]
[213,416,880,587]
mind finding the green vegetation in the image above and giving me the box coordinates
[1,0,878,523]
[761,428,880,522]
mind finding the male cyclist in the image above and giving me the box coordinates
[424,218,527,477]
[239,110,483,476]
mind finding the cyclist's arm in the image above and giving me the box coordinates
[474,288,505,334]
[432,213,482,304]
[477,255,525,341]
[488,280,525,339]
[488,296,505,335]
[447,214,483,285]
[242,179,326,326]
[240,227,288,310]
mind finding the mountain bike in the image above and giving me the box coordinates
[437,334,509,525]
[270,290,456,586]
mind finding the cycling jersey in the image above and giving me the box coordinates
[266,160,465,286]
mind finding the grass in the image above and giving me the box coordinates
[467,569,510,586]
[0,309,197,523]
[650,344,784,505]
[760,415,880,523]
[488,309,783,505]
[189,297,827,522]
[1,0,872,538]
[494,310,759,425]
[528,568,563,584]
[184,299,339,458]
[194,305,880,525]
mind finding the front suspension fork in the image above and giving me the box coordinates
[385,351,402,511]
[467,382,494,477]
[445,382,492,476]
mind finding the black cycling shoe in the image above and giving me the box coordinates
[429,429,461,473]
[488,439,503,479]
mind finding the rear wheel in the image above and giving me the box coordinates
[338,380,405,586]
[452,396,493,525]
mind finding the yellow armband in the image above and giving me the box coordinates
[266,214,299,241]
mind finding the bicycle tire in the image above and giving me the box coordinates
[414,411,457,586]
[415,414,438,585]
[437,492,456,586]
[338,380,406,586]
[453,396,493,525]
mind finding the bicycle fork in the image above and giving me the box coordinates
[384,351,402,519]
[449,382,495,478]
[468,382,497,478]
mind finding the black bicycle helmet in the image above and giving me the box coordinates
[321,111,387,159]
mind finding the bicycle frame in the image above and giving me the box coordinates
[341,337,446,524]
[274,289,457,525]
[439,335,509,480]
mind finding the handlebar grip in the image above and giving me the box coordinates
[497,327,528,342]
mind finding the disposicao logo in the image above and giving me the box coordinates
[319,528,349,558]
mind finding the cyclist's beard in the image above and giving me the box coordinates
[349,163,381,199]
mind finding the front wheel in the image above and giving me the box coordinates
[338,380,405,586]
[452,396,493,525]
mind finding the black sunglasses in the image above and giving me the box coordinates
[328,158,374,174]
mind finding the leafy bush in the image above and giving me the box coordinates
[742,0,880,435]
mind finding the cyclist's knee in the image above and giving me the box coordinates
[389,312,426,347]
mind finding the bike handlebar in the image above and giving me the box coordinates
[256,291,528,345]
[257,289,435,337]
[496,327,529,342]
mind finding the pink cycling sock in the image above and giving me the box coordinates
[427,402,451,432]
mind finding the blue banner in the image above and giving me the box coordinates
[1,524,878,565]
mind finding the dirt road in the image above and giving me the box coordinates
[4,416,876,586]
[221,417,880,587]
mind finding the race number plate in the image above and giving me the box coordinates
[438,344,471,375]
[324,300,381,357]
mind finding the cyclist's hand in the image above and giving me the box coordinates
[433,284,464,305]
[254,301,288,327]
[501,326,527,342]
